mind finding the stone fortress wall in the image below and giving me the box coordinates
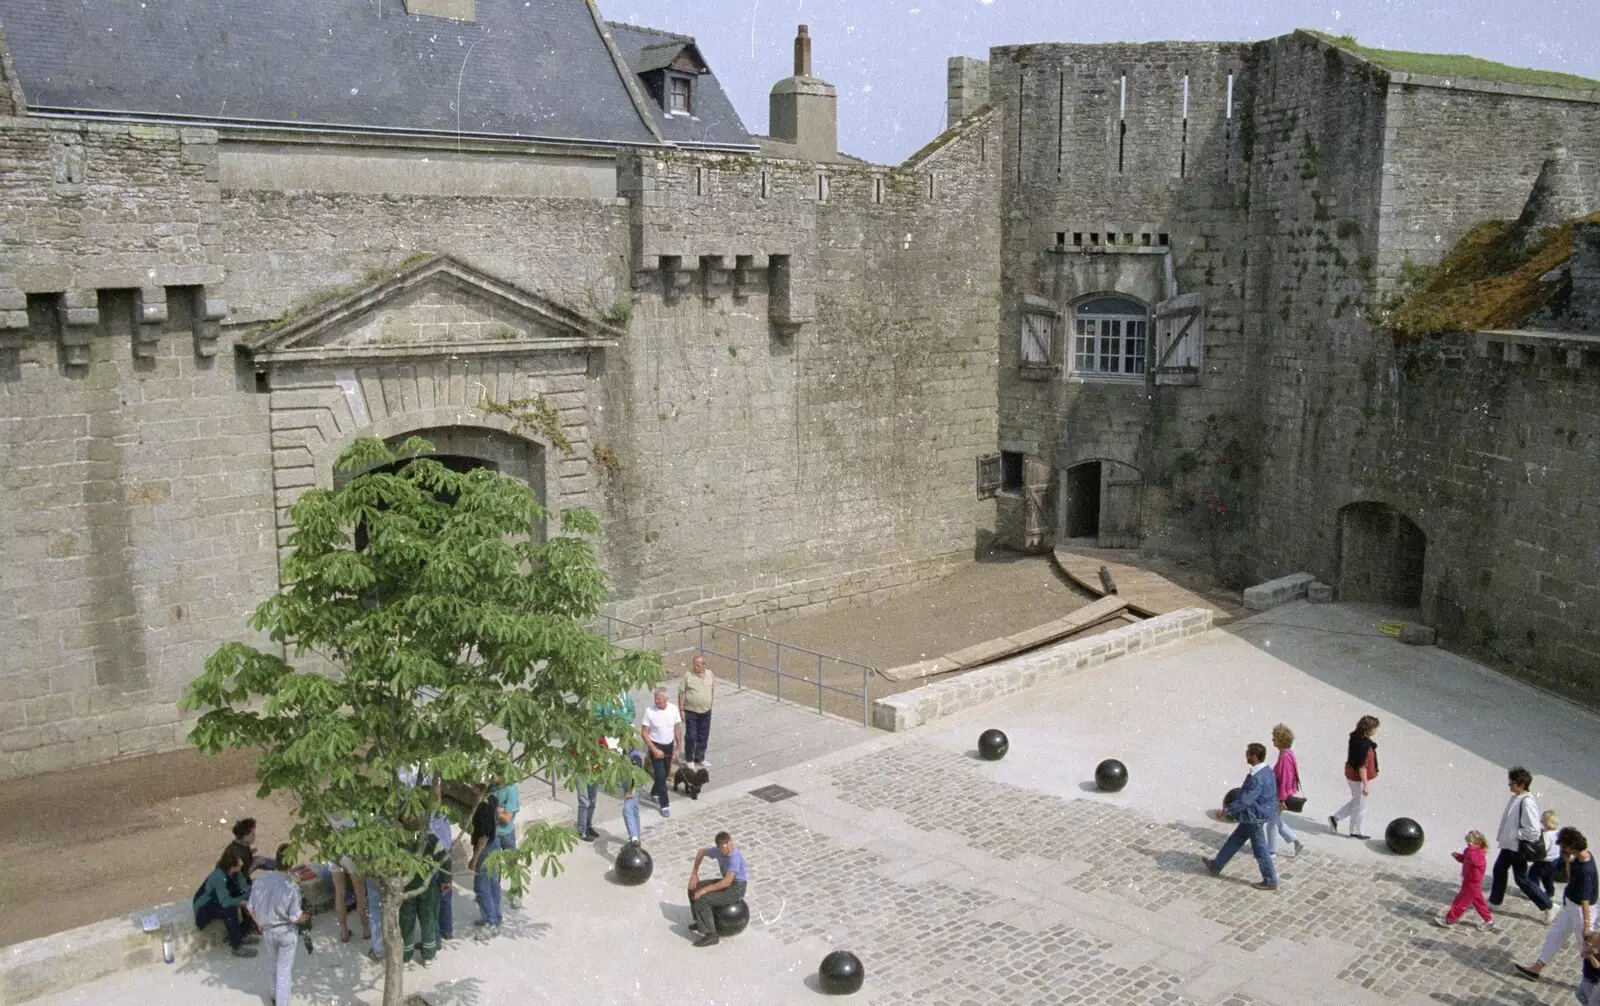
[3,14,1599,780]
[992,30,1600,697]
[0,29,999,777]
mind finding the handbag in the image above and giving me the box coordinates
[1284,795,1307,813]
[1516,797,1546,862]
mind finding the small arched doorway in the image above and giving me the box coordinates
[1337,502,1426,606]
[1061,457,1143,548]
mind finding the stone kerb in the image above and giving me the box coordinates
[1,880,329,1006]
[870,607,1214,732]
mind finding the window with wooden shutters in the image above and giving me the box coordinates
[1153,293,1204,386]
[975,453,1001,499]
[1021,312,1052,364]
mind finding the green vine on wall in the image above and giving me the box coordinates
[478,394,574,458]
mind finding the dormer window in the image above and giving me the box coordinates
[669,75,692,114]
[633,37,709,118]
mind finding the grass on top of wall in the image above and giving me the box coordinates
[1391,211,1600,336]
[1307,31,1600,92]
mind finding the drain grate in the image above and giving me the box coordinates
[748,784,799,803]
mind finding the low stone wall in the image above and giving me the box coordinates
[0,796,568,1004]
[869,607,1214,731]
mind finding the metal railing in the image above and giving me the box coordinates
[694,620,878,726]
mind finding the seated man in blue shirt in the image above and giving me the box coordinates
[687,831,748,947]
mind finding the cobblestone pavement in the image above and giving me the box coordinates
[817,742,1575,1006]
[639,796,1265,1006]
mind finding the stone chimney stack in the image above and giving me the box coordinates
[947,56,990,123]
[795,24,812,76]
[769,24,838,162]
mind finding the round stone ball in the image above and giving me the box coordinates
[1094,759,1128,792]
[977,729,1009,761]
[1385,817,1425,856]
[712,899,749,936]
[818,949,865,995]
[1223,787,1242,821]
[614,842,653,886]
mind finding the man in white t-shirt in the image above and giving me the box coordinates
[640,687,684,818]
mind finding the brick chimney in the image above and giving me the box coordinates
[769,25,837,162]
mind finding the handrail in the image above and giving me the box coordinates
[693,619,877,725]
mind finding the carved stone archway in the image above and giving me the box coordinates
[240,255,620,566]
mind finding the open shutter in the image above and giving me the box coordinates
[1153,293,1204,386]
[975,453,1001,500]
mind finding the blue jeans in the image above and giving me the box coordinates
[650,741,674,809]
[1267,810,1298,855]
[438,880,453,940]
[1213,819,1278,887]
[474,834,512,925]
[576,781,599,834]
[194,901,244,949]
[263,926,297,1006]
[683,709,712,763]
[364,879,384,956]
[621,784,641,840]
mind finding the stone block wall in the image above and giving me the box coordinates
[1254,330,1600,699]
[0,318,280,780]
[1376,75,1600,288]
[990,40,1259,553]
[603,113,1001,627]
[0,120,278,779]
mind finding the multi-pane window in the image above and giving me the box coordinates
[1021,312,1052,364]
[1072,297,1148,377]
[669,76,692,114]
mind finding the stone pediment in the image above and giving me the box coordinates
[241,255,622,365]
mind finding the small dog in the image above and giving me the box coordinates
[672,764,709,800]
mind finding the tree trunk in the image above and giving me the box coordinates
[381,877,406,1006]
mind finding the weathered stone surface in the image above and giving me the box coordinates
[1242,573,1316,611]
[1400,623,1438,646]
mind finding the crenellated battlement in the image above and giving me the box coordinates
[0,118,230,371]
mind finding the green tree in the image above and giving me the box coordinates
[182,437,657,1006]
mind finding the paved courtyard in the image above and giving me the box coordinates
[30,601,1600,1005]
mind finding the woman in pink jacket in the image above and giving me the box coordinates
[1270,724,1304,857]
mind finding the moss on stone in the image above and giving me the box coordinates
[1306,30,1600,92]
[1391,210,1600,335]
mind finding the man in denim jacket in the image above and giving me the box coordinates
[1203,742,1281,891]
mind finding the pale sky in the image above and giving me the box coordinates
[602,0,1600,164]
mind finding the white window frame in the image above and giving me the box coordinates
[668,75,692,115]
[1071,297,1149,379]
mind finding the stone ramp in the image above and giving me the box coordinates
[1052,545,1238,623]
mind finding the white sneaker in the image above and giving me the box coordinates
[1543,906,1557,924]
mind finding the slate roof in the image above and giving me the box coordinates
[0,0,667,146]
[605,21,757,151]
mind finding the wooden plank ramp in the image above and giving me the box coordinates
[878,595,1130,683]
[1052,546,1235,623]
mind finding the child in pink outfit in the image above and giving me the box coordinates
[1437,831,1495,931]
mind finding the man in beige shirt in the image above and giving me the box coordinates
[679,654,715,769]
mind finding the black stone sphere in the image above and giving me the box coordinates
[1095,759,1128,793]
[1386,817,1425,856]
[614,842,653,885]
[1223,786,1242,819]
[712,899,749,936]
[818,949,865,995]
[978,729,1009,761]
